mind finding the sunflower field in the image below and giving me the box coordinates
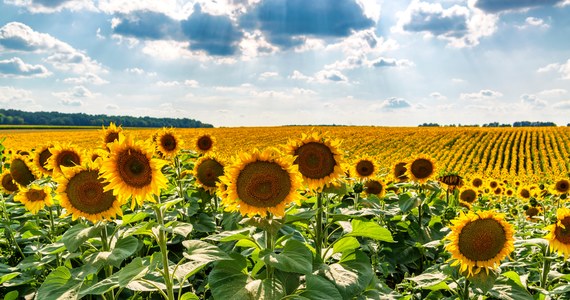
[0,125,570,300]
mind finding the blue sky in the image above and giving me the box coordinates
[0,0,569,127]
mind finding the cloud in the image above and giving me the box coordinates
[371,57,414,68]
[430,92,448,100]
[520,94,547,108]
[289,70,312,81]
[52,85,97,106]
[259,71,279,80]
[460,89,503,101]
[552,101,570,109]
[537,59,570,80]
[395,1,498,47]
[125,67,157,76]
[111,10,182,40]
[241,0,375,48]
[181,5,243,56]
[378,97,412,110]
[521,17,549,29]
[473,0,566,13]
[4,0,96,13]
[0,22,105,74]
[314,69,349,83]
[0,86,33,104]
[539,88,567,97]
[105,103,119,110]
[184,79,199,87]
[0,57,51,77]
[156,80,181,87]
[63,73,108,85]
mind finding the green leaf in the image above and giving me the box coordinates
[205,228,254,242]
[333,237,360,254]
[61,223,102,253]
[117,257,148,287]
[487,274,533,300]
[264,239,313,275]
[319,250,373,299]
[300,274,342,300]
[468,268,499,293]
[0,272,20,285]
[84,236,139,268]
[36,267,82,300]
[406,270,450,291]
[176,240,231,281]
[180,292,200,300]
[245,279,285,300]
[344,219,394,243]
[3,290,18,300]
[121,212,150,225]
[398,193,419,212]
[209,253,251,300]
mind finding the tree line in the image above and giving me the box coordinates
[0,109,213,128]
[419,121,558,127]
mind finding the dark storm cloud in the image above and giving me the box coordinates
[402,9,468,38]
[112,11,181,40]
[181,5,243,56]
[474,0,565,13]
[241,0,375,48]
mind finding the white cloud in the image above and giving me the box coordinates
[376,97,412,110]
[356,0,382,22]
[156,80,181,87]
[538,88,567,97]
[289,70,312,81]
[259,71,279,80]
[0,86,33,103]
[52,85,97,106]
[63,73,108,85]
[517,17,550,29]
[125,67,157,76]
[460,89,503,101]
[184,79,200,87]
[106,103,119,110]
[314,69,349,83]
[552,101,570,109]
[520,94,547,109]
[537,59,570,79]
[430,92,447,100]
[0,57,51,78]
[4,0,97,14]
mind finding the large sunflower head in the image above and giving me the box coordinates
[54,161,122,223]
[195,133,215,154]
[9,154,37,187]
[352,157,377,180]
[518,186,531,199]
[285,131,344,190]
[14,184,53,214]
[364,177,385,197]
[101,122,123,148]
[393,162,408,182]
[553,178,570,195]
[219,148,303,217]
[48,143,84,175]
[459,188,478,203]
[406,155,436,183]
[154,127,183,159]
[471,176,484,188]
[193,155,225,193]
[100,133,168,209]
[545,208,570,258]
[0,170,19,194]
[34,144,53,176]
[445,210,515,277]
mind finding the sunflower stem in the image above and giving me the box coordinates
[153,203,175,300]
[541,246,551,289]
[265,224,274,280]
[315,192,324,262]
[462,279,470,300]
[100,223,115,300]
[47,204,57,242]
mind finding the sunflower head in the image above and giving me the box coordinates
[445,210,515,277]
[438,173,463,187]
[155,128,183,159]
[525,206,542,219]
[489,180,499,189]
[406,155,436,183]
[285,131,344,190]
[0,170,19,194]
[545,208,570,258]
[14,184,53,214]
[393,162,408,182]
[100,133,168,209]
[101,122,123,148]
[459,188,477,203]
[193,155,225,193]
[352,157,376,180]
[364,177,385,197]
[219,148,303,217]
[9,154,37,187]
[34,144,53,176]
[48,143,84,175]
[518,186,531,199]
[554,179,570,195]
[196,134,215,154]
[471,176,484,188]
[55,162,122,223]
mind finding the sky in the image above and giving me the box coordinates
[0,0,569,127]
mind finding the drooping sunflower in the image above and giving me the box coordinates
[445,210,515,277]
[285,131,344,190]
[100,134,168,209]
[545,208,570,258]
[154,128,183,159]
[459,188,477,203]
[219,148,303,217]
[48,143,84,175]
[352,157,377,180]
[193,155,225,193]
[9,154,37,187]
[0,170,19,194]
[101,122,123,148]
[14,184,53,214]
[438,173,463,187]
[553,178,570,195]
[406,155,436,183]
[364,177,385,197]
[34,144,53,176]
[54,162,122,222]
[195,133,215,154]
[393,162,408,182]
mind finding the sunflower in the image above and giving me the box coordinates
[489,180,499,189]
[100,134,168,209]
[553,179,570,195]
[505,188,514,197]
[219,148,303,217]
[154,128,183,159]
[364,177,385,197]
[352,157,376,180]
[9,154,37,187]
[518,186,531,199]
[48,143,84,175]
[445,210,515,277]
[14,184,53,214]
[54,162,122,222]
[285,132,344,190]
[471,176,484,188]
[406,155,436,183]
[195,134,215,154]
[525,206,541,219]
[34,144,53,176]
[193,155,225,193]
[493,187,503,196]
[438,173,463,187]
[459,188,477,203]
[89,149,109,163]
[101,122,123,148]
[0,170,19,194]
[545,208,570,258]
[393,162,408,182]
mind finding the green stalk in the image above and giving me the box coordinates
[47,205,57,241]
[541,246,551,289]
[265,228,274,280]
[100,223,115,300]
[315,192,323,261]
[462,279,470,300]
[153,203,175,300]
